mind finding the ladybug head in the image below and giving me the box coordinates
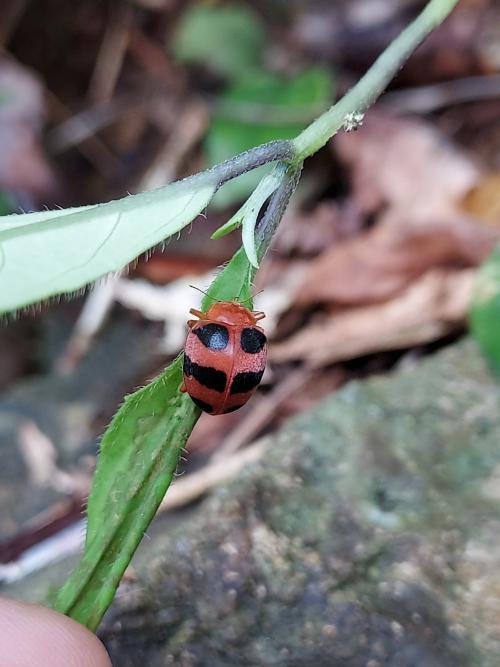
[205,301,261,326]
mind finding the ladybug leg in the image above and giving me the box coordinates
[187,319,197,328]
[189,308,204,319]
[253,311,266,321]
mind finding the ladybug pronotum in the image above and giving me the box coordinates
[181,301,267,415]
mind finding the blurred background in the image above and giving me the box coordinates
[1,0,500,663]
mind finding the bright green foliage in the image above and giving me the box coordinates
[51,246,255,630]
[209,68,332,207]
[172,5,265,81]
[0,177,217,314]
[470,244,500,375]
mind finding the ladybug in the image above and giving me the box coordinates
[181,301,267,415]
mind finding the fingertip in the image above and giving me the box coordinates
[0,598,112,667]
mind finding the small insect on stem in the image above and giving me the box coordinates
[181,299,267,415]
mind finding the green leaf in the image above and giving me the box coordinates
[0,203,97,231]
[208,67,332,208]
[212,163,287,268]
[0,176,217,314]
[51,246,255,630]
[241,165,288,269]
[470,244,500,375]
[51,356,199,629]
[201,245,255,311]
[172,5,265,81]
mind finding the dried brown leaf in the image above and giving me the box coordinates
[275,201,363,257]
[334,112,479,220]
[461,171,500,225]
[271,269,474,367]
[295,113,494,306]
[295,216,498,306]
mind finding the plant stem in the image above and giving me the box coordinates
[213,140,294,187]
[293,0,461,161]
[256,163,303,263]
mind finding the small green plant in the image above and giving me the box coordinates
[0,0,461,631]
[470,245,500,374]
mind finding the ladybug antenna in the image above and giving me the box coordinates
[189,285,219,302]
[239,290,264,305]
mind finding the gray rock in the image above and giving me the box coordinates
[0,318,157,542]
[100,339,500,666]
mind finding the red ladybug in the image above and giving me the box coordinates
[181,301,267,415]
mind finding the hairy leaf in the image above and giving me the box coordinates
[50,246,254,630]
[0,176,217,313]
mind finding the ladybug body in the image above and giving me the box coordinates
[182,301,267,415]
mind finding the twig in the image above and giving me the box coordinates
[87,3,133,104]
[0,520,86,585]
[55,274,121,374]
[382,74,500,113]
[138,100,209,191]
[0,441,266,583]
[159,440,266,512]
[47,92,165,154]
[45,90,123,176]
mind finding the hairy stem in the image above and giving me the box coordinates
[212,140,295,187]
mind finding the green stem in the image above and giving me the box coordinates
[293,0,461,161]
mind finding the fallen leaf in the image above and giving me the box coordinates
[461,171,500,225]
[275,200,363,256]
[134,253,224,284]
[333,111,479,220]
[295,113,494,306]
[271,269,474,367]
[295,217,498,306]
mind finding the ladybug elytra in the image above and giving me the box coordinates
[181,301,267,415]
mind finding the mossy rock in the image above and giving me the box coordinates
[101,339,500,666]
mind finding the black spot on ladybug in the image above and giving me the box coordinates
[183,353,195,377]
[194,323,229,351]
[183,354,227,392]
[191,397,214,413]
[223,403,245,414]
[230,369,264,394]
[240,327,266,354]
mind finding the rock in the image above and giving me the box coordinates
[0,317,157,543]
[97,339,499,665]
